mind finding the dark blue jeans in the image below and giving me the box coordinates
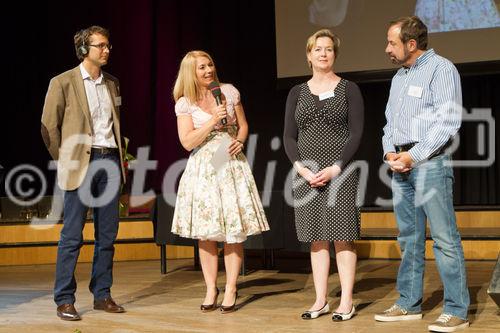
[54,150,121,306]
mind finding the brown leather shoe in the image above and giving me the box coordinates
[57,303,81,321]
[93,297,125,313]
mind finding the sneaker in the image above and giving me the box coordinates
[428,314,469,332]
[374,304,423,322]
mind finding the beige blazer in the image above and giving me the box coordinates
[41,66,125,191]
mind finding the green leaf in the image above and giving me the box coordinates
[121,136,136,162]
[123,136,130,150]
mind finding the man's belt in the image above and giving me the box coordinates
[394,139,454,159]
[91,147,119,155]
[394,142,417,153]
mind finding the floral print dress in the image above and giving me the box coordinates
[171,84,269,243]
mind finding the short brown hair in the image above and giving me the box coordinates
[389,16,428,50]
[306,29,341,60]
[74,25,110,61]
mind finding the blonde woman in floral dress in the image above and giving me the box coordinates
[171,50,269,313]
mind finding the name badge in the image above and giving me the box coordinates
[114,96,122,106]
[319,91,335,101]
[407,85,423,98]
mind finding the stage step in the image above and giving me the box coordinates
[358,210,500,260]
[361,227,500,240]
[356,239,500,260]
[361,209,500,228]
[1,210,498,265]
[0,219,193,266]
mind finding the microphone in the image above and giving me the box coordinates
[208,81,227,125]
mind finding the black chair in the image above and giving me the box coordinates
[151,191,294,274]
[151,194,198,274]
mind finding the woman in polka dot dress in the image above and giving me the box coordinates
[283,29,364,321]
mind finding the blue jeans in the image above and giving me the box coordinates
[54,151,121,306]
[392,155,469,319]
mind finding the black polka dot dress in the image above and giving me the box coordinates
[283,79,364,242]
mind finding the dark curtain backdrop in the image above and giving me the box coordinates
[2,0,499,206]
[2,0,279,197]
[455,73,500,204]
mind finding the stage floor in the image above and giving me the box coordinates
[0,258,498,332]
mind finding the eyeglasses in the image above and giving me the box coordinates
[89,43,112,51]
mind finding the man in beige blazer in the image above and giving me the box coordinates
[41,25,126,321]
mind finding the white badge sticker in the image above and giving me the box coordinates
[318,90,335,101]
[114,96,122,106]
[407,85,423,98]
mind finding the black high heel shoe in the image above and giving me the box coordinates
[200,287,219,312]
[220,291,238,314]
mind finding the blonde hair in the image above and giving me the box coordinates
[306,29,341,67]
[173,50,219,103]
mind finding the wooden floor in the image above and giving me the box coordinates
[0,258,499,333]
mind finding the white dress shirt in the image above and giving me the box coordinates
[80,64,117,148]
